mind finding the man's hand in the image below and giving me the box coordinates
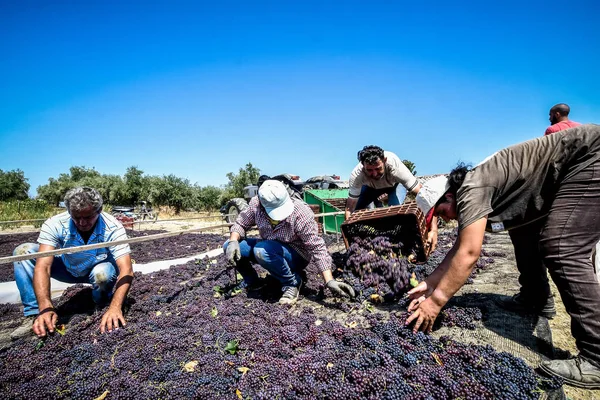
[100,306,126,334]
[405,297,442,333]
[425,230,438,255]
[33,308,58,337]
[326,280,355,299]
[226,241,241,266]
[407,281,434,311]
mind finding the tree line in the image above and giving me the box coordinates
[0,164,261,214]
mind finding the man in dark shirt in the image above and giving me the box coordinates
[500,103,585,318]
[407,124,600,388]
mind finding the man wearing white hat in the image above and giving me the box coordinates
[223,180,355,305]
[406,124,600,389]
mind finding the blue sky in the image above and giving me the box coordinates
[1,1,599,196]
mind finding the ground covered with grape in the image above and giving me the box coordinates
[0,228,565,399]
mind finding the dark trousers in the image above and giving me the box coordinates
[522,160,600,366]
[508,219,552,304]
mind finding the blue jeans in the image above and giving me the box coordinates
[355,183,407,211]
[13,243,119,316]
[222,239,307,288]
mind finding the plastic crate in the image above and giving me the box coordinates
[341,202,429,262]
[303,189,348,234]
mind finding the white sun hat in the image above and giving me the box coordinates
[415,175,450,216]
[258,180,295,221]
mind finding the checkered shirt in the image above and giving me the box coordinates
[230,196,332,272]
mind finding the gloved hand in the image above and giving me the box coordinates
[226,240,241,266]
[326,279,356,299]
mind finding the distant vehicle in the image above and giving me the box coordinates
[111,201,158,222]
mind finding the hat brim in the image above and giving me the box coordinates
[265,197,294,221]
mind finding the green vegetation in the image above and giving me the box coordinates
[0,169,30,201]
[221,162,261,202]
[32,164,261,215]
[0,200,57,228]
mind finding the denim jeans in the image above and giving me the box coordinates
[355,183,407,211]
[13,243,119,316]
[223,239,308,289]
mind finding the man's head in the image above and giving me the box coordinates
[258,180,294,221]
[415,164,471,229]
[549,103,571,125]
[64,187,103,233]
[357,145,387,180]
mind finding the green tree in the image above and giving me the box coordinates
[151,174,193,214]
[196,185,223,211]
[0,169,30,200]
[402,160,417,176]
[223,162,260,202]
[123,166,145,205]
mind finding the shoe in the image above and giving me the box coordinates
[279,281,302,306]
[10,316,36,340]
[496,292,556,319]
[540,356,600,389]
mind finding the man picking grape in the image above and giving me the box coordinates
[11,187,134,339]
[223,180,355,305]
[406,124,600,388]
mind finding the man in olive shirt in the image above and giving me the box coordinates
[407,124,600,388]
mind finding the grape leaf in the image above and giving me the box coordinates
[225,340,240,355]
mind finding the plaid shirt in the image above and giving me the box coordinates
[231,196,332,272]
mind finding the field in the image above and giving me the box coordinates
[0,223,596,399]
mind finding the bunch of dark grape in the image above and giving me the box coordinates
[439,306,483,330]
[346,236,411,294]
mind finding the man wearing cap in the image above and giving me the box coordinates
[405,124,600,389]
[223,180,355,305]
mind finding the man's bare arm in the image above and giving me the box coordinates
[345,197,358,219]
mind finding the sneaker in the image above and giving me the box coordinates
[540,356,600,389]
[279,281,302,306]
[10,316,36,340]
[496,292,556,319]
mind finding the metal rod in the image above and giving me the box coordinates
[0,223,232,265]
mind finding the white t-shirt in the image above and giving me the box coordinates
[348,151,418,198]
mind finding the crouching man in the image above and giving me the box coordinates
[11,187,134,339]
[223,180,355,305]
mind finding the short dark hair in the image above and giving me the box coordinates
[357,145,385,164]
[550,103,570,116]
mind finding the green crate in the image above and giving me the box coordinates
[303,189,348,234]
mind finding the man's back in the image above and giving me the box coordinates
[544,120,581,136]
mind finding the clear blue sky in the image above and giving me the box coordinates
[1,1,599,197]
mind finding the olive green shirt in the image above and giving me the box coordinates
[457,124,600,232]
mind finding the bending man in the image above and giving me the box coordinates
[407,124,600,388]
[12,187,133,339]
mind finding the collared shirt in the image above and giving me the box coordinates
[544,120,582,136]
[230,196,332,272]
[348,151,418,198]
[38,212,130,277]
